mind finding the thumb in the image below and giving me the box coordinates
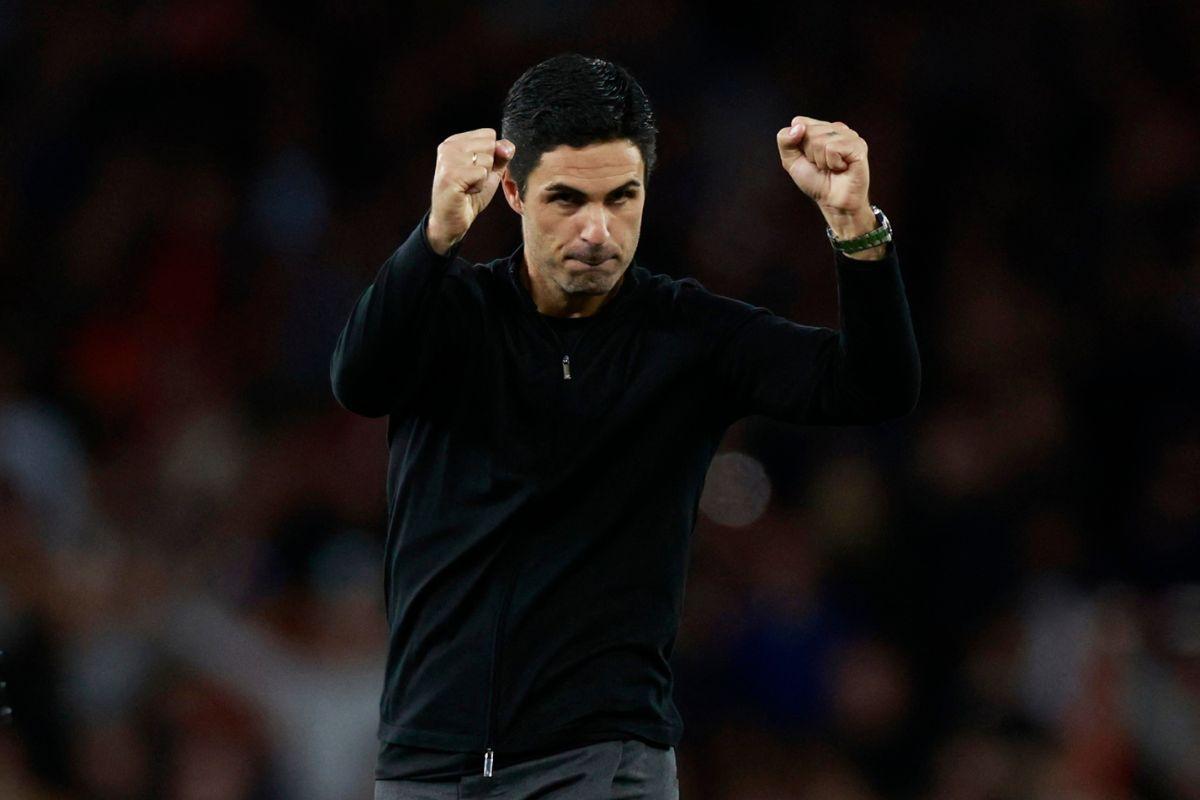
[784,122,806,147]
[478,163,506,204]
[493,139,516,172]
[776,123,806,161]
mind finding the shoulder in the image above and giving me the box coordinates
[635,264,763,333]
[437,255,507,302]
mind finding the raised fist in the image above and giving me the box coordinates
[777,115,870,215]
[428,128,516,255]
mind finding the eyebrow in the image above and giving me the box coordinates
[542,179,642,199]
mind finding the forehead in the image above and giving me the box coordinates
[529,140,644,192]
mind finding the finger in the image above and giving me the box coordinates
[783,116,834,141]
[805,129,859,171]
[793,128,839,167]
[449,138,514,177]
[463,164,491,194]
[843,139,871,171]
[799,120,850,143]
[437,139,490,167]
[448,147,491,192]
[827,135,865,163]
[806,125,847,145]
[445,127,498,143]
[803,136,829,172]
[460,149,494,171]
[822,138,847,171]
[781,114,837,145]
[793,115,831,129]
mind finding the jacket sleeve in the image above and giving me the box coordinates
[329,208,465,418]
[702,239,921,426]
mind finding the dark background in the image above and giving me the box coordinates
[2,2,1199,798]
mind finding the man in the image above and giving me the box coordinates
[331,53,919,800]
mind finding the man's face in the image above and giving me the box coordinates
[502,139,645,302]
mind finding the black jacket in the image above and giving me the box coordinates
[330,208,920,773]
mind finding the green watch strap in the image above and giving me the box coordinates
[826,205,893,253]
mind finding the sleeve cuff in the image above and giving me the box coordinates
[833,237,898,271]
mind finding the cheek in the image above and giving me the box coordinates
[621,207,643,237]
[532,209,566,234]
[526,214,554,248]
[547,218,577,247]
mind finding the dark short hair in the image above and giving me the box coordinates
[500,53,658,199]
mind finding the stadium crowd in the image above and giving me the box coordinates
[2,2,1198,798]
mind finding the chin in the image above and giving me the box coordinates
[560,271,617,295]
[565,278,612,296]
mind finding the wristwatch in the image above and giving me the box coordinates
[826,204,892,254]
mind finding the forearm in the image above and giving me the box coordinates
[330,208,458,417]
[806,243,921,422]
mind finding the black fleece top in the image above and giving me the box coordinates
[330,208,921,780]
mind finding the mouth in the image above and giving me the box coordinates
[566,257,612,268]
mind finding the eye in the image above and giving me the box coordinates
[551,195,578,205]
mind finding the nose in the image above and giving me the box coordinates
[578,204,611,246]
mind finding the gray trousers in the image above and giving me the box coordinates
[374,740,679,800]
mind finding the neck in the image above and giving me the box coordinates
[520,253,624,318]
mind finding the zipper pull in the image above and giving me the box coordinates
[483,747,494,777]
[561,354,572,380]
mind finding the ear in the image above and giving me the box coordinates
[501,171,524,216]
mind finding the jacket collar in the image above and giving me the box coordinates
[504,241,646,320]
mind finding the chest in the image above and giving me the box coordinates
[414,309,717,477]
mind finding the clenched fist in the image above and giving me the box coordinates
[427,128,516,255]
[776,115,870,216]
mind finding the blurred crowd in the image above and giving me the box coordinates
[2,1,1199,798]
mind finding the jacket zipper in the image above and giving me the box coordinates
[480,309,600,775]
[534,314,599,381]
[482,535,520,776]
